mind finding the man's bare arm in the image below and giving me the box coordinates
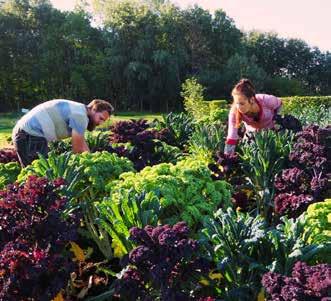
[71,129,90,153]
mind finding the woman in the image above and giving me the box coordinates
[224,79,282,154]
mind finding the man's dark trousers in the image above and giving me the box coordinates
[13,129,48,167]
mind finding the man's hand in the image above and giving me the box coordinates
[71,129,90,153]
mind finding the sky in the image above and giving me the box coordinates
[50,0,331,52]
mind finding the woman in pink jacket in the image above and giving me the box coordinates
[224,78,282,154]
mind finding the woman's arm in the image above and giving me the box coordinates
[224,108,240,154]
[265,94,282,116]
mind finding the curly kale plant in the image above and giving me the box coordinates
[304,200,331,245]
[113,222,213,301]
[109,158,231,231]
[262,261,331,301]
[273,125,330,218]
[0,176,78,300]
[109,119,181,170]
[0,148,18,163]
[0,161,20,189]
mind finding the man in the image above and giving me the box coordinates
[12,99,113,167]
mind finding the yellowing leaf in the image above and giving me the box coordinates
[52,291,64,301]
[112,240,125,258]
[242,188,254,198]
[257,288,265,301]
[199,279,210,286]
[69,241,85,262]
[200,271,223,286]
[209,271,223,280]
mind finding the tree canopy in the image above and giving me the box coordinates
[0,0,330,112]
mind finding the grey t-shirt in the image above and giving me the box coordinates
[13,99,88,141]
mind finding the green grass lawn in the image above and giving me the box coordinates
[100,111,162,129]
[0,113,22,148]
[0,112,163,148]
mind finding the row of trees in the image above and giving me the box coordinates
[0,0,330,112]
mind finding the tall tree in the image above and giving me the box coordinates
[245,31,287,76]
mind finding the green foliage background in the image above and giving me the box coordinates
[0,0,330,113]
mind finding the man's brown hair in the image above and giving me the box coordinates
[87,99,114,115]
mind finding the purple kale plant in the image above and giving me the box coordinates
[109,119,177,170]
[0,176,79,300]
[273,125,330,218]
[110,119,174,146]
[274,168,310,195]
[110,119,150,143]
[0,148,18,163]
[114,222,214,301]
[209,151,253,211]
[289,141,327,171]
[209,151,242,184]
[289,125,330,173]
[274,193,314,218]
[0,239,75,301]
[262,261,331,301]
[231,190,251,210]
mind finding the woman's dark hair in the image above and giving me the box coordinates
[232,78,256,98]
[231,79,256,128]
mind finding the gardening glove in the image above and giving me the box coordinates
[224,143,236,155]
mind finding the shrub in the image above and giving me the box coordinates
[181,77,209,121]
[281,96,331,113]
[200,100,230,124]
[281,96,331,126]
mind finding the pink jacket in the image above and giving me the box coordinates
[226,94,282,145]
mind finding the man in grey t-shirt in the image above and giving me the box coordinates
[12,99,113,167]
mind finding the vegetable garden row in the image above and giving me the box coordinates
[0,98,330,301]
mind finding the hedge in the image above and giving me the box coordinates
[200,96,331,123]
[281,96,331,114]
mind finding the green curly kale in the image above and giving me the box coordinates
[0,162,21,189]
[108,157,232,231]
[305,199,331,244]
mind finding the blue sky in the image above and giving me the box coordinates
[50,0,331,52]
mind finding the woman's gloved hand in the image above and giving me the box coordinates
[224,143,236,155]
